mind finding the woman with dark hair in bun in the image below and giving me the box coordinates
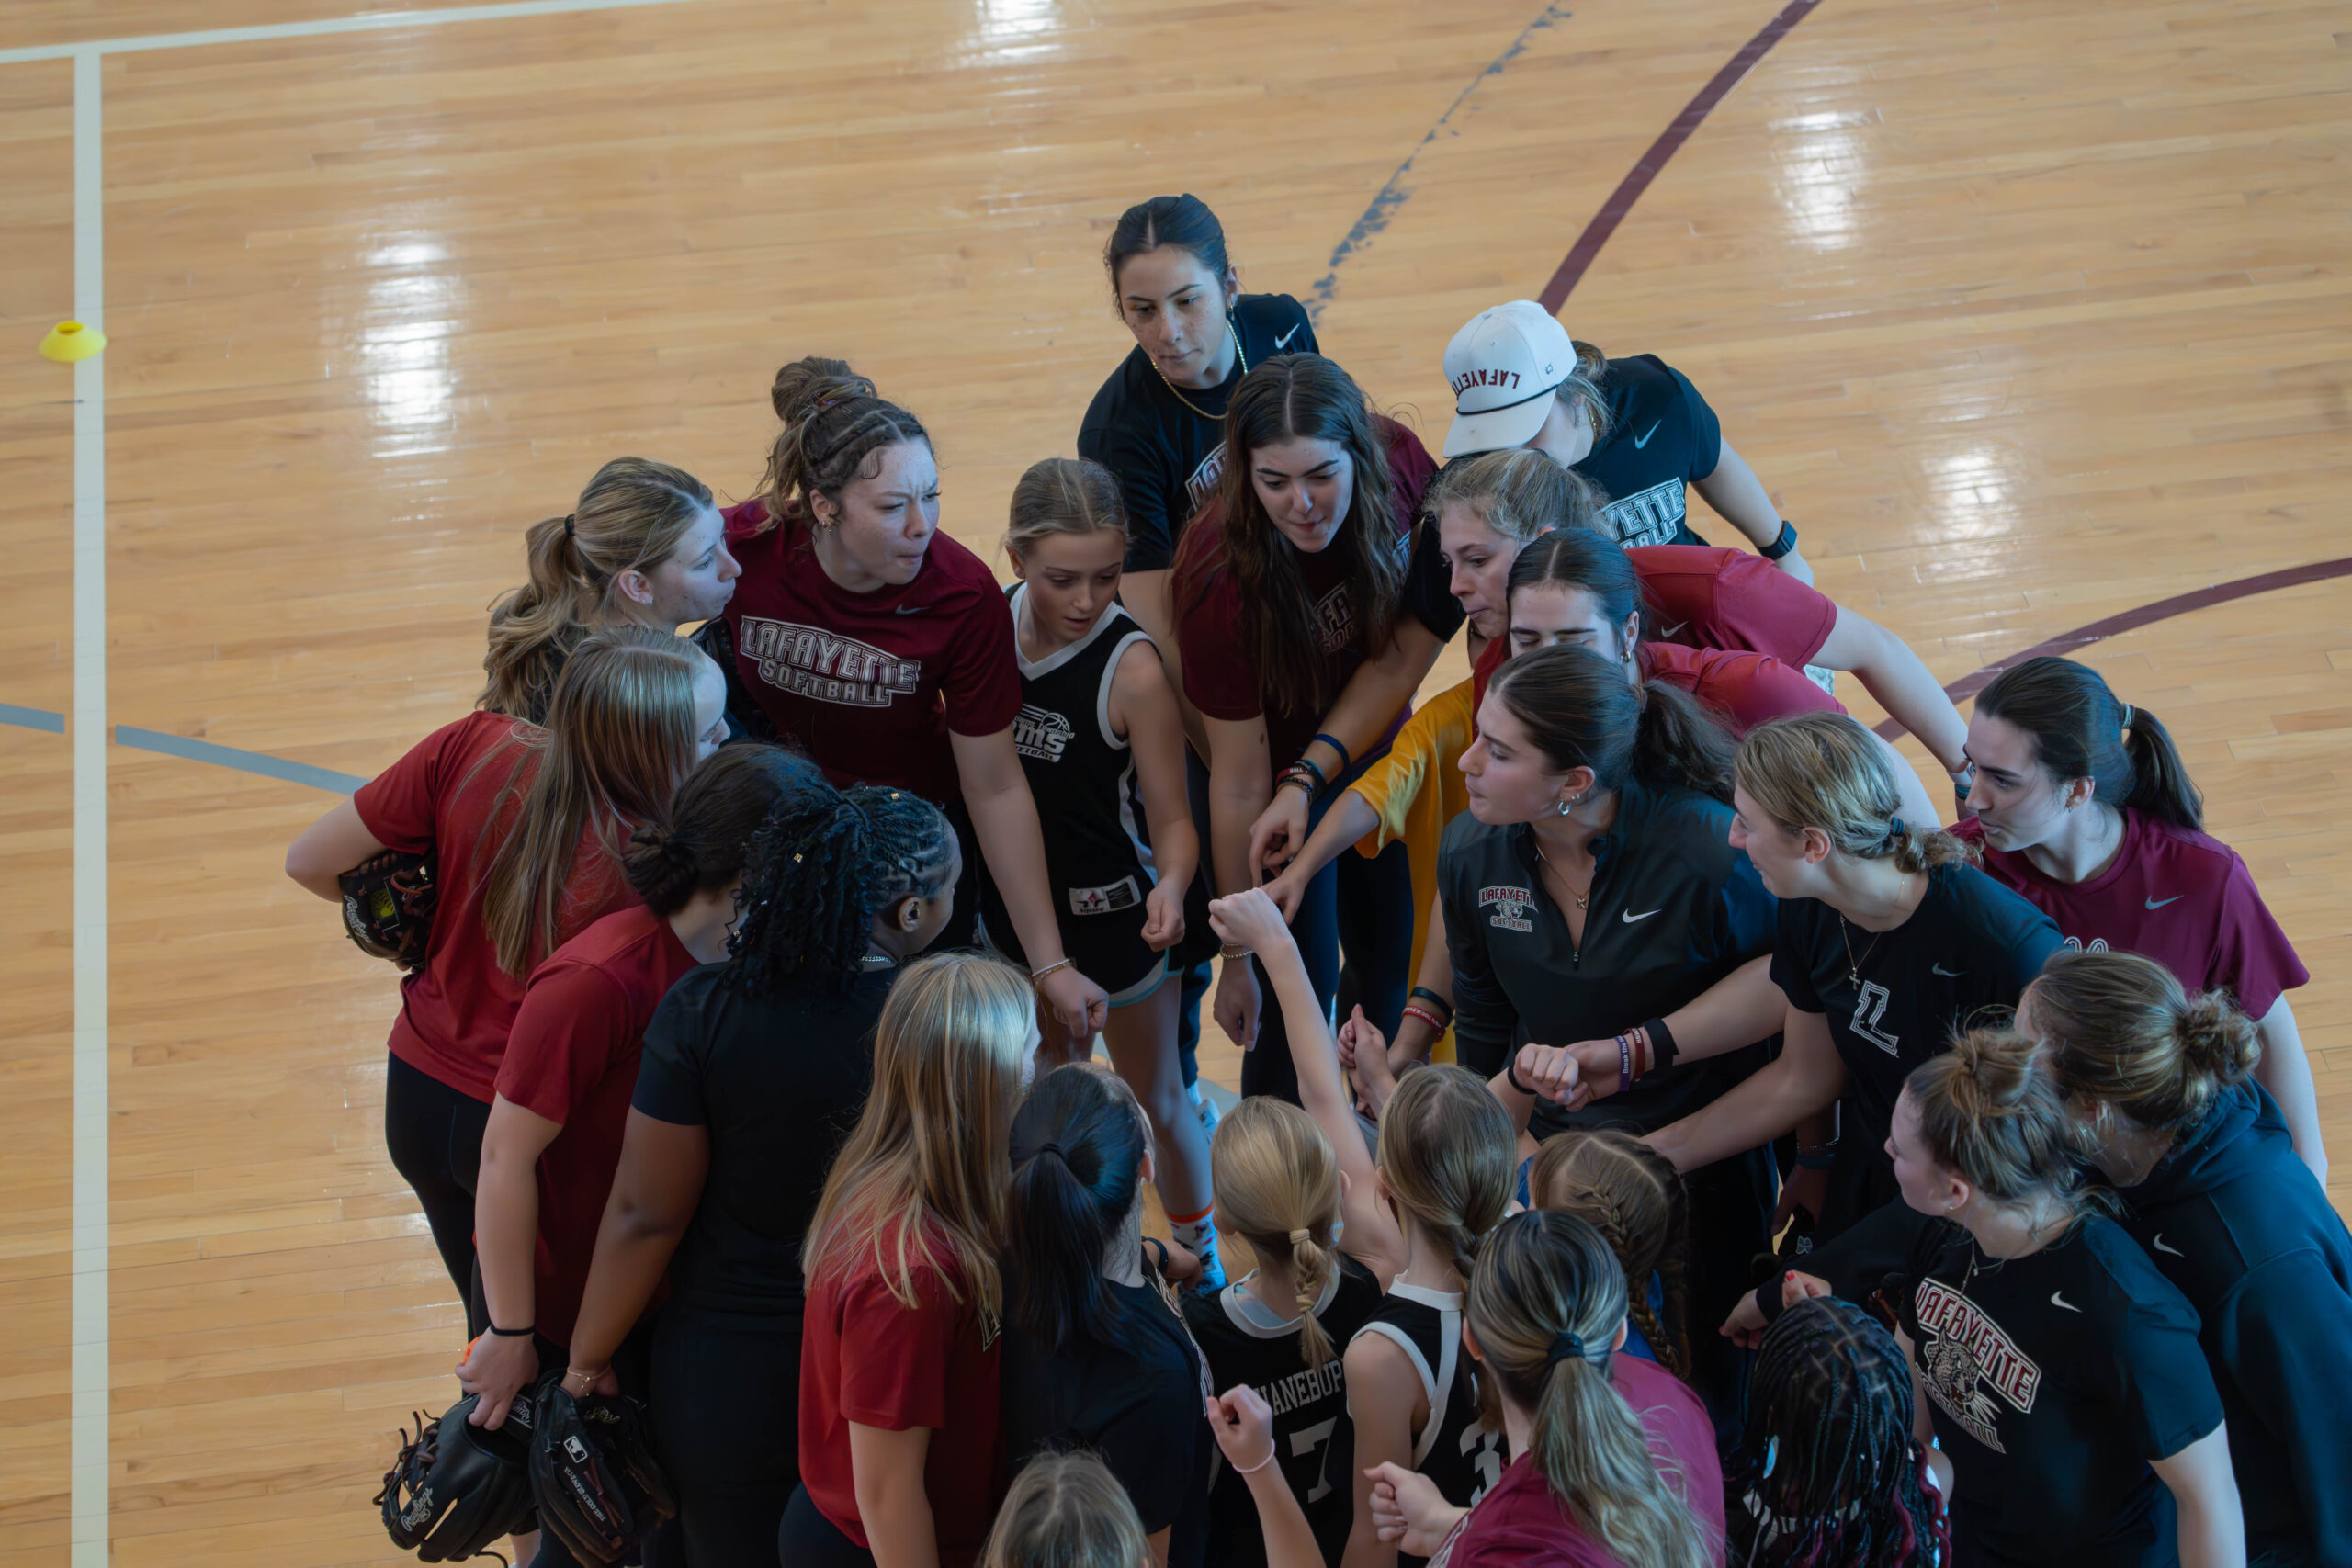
[1955,655,2322,1178]
[703,356,1110,1042]
[1883,1030,2242,1568]
[458,742,818,1438]
[561,770,963,1566]
[2020,951,2352,1567]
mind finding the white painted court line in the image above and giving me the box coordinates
[69,47,108,1568]
[0,0,701,65]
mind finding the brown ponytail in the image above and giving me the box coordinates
[1207,1099,1346,1367]
[480,457,718,724]
[621,743,816,916]
[2025,950,2261,1137]
[1975,657,2203,831]
[1489,642,1736,803]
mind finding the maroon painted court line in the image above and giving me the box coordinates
[1539,0,1825,311]
[1871,557,2352,740]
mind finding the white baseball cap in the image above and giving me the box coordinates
[1442,300,1576,459]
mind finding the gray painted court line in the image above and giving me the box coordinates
[0,0,703,65]
[0,703,65,732]
[112,726,368,795]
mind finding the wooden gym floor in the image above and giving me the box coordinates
[2,0,2348,1561]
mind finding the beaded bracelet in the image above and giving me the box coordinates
[1029,957,1076,985]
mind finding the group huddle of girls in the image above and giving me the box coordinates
[284,191,2350,1568]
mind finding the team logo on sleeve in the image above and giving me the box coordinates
[1912,1280,2041,1454]
[739,618,922,708]
[1480,885,1535,933]
[1069,877,1142,917]
[1012,704,1074,761]
[1594,479,1688,549]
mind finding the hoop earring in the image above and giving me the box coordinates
[1557,793,1585,818]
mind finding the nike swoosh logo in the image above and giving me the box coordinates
[1931,964,1963,977]
[2145,895,2183,909]
[895,604,929,615]
[1273,325,1300,349]
[2050,1292,2081,1313]
[2153,1234,2184,1258]
[1658,621,1689,640]
[1632,422,1661,449]
[1621,908,1661,924]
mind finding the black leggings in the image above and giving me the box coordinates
[654,1307,805,1568]
[382,1051,491,1337]
[777,1486,876,1568]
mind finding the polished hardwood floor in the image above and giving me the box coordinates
[2,0,2348,1560]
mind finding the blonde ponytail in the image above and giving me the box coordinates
[1374,1066,1517,1286]
[1207,1099,1344,1368]
[1736,713,1975,872]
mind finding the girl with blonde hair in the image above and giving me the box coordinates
[285,626,723,1328]
[785,951,1041,1568]
[1524,1132,1690,1381]
[979,1450,1153,1568]
[2020,951,2352,1567]
[481,456,741,724]
[1363,1210,1722,1568]
[1884,1030,2242,1568]
[1182,1096,1385,1566]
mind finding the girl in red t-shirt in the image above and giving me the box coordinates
[1955,656,2322,1179]
[480,457,742,725]
[707,359,1109,1045]
[1173,354,1446,1099]
[786,952,1040,1568]
[283,626,726,1326]
[455,743,812,1432]
[1364,1211,1722,1568]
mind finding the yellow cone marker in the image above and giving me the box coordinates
[39,321,106,362]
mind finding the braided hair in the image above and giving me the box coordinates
[724,775,956,996]
[1527,1131,1693,1381]
[1727,1296,1950,1568]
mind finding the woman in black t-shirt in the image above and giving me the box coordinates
[561,776,961,1568]
[1001,1064,1216,1568]
[1887,1031,2240,1568]
[1640,713,2064,1239]
[1440,299,1815,582]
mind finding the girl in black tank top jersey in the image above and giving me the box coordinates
[978,459,1220,1280]
[1207,884,1520,1568]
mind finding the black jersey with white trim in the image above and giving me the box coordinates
[1771,863,2063,1230]
[1184,1257,1383,1568]
[1441,776,1779,1138]
[1079,293,1318,572]
[1351,1281,1506,1553]
[1571,355,1723,550]
[1897,1214,2223,1568]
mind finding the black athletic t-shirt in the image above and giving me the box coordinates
[1572,355,1724,550]
[1771,863,2063,1230]
[1001,1274,1216,1566]
[628,958,895,1316]
[1079,293,1320,573]
[1184,1257,1384,1568]
[1899,1215,2224,1568]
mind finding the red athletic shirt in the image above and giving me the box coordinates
[1953,807,2309,1017]
[718,499,1023,802]
[799,1224,1003,1565]
[494,906,700,1345]
[1174,417,1441,769]
[353,711,639,1101]
[1627,544,1838,665]
[1469,636,1840,739]
[1426,1355,1724,1567]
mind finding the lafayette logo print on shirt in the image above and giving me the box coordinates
[1481,885,1535,933]
[740,618,922,708]
[1184,443,1227,515]
[1913,1279,2041,1455]
[1595,478,1689,550]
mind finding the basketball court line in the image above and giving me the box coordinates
[0,702,65,732]
[0,0,703,65]
[111,726,370,793]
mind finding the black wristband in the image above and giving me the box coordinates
[485,1323,534,1338]
[1505,1058,1535,1097]
[1142,1237,1170,1275]
[1408,986,1453,1021]
[1758,520,1799,561]
[1755,1279,1788,1327]
[1641,1016,1679,1070]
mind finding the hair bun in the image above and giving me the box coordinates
[2177,993,2259,1089]
[1950,1029,2040,1112]
[770,358,875,426]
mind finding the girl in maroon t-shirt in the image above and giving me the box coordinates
[1955,656,2322,1178]
[1364,1211,1722,1568]
[282,626,725,1327]
[455,744,809,1432]
[1172,354,1448,1098]
[786,952,1040,1568]
[705,358,1109,1043]
[480,456,742,726]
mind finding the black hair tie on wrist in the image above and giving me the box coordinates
[485,1323,534,1338]
[1545,1331,1591,1364]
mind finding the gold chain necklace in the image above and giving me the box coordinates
[1152,317,1248,422]
[1838,916,1885,988]
[1534,842,1592,910]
